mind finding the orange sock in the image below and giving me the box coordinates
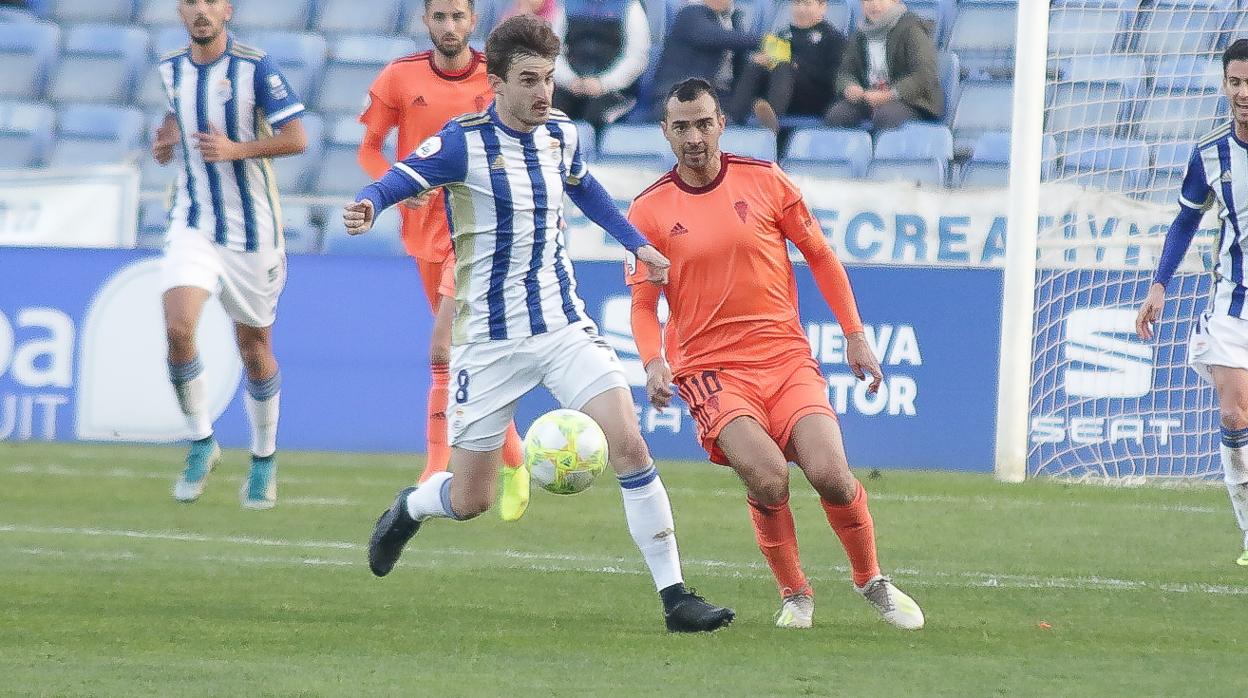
[502,421,524,468]
[747,496,810,598]
[820,481,881,587]
[418,363,451,484]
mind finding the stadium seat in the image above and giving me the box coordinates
[52,0,135,23]
[1046,5,1131,56]
[1059,134,1149,194]
[951,79,1012,156]
[322,205,407,255]
[640,0,669,44]
[281,203,324,253]
[48,24,149,104]
[315,0,403,34]
[231,0,313,32]
[937,50,960,125]
[50,104,146,167]
[780,127,871,179]
[0,7,39,22]
[272,111,324,194]
[574,121,597,162]
[314,117,378,196]
[1132,0,1231,56]
[867,123,952,186]
[0,100,55,168]
[720,127,777,161]
[1146,141,1193,205]
[136,200,169,248]
[316,35,419,117]
[1137,87,1226,143]
[241,31,327,106]
[135,0,179,27]
[946,0,1017,79]
[1153,55,1223,93]
[897,0,954,48]
[1047,81,1132,140]
[958,131,1057,188]
[597,124,677,170]
[0,21,59,100]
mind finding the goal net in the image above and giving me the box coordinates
[1026,0,1236,480]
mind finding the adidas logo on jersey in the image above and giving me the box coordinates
[412,95,428,106]
[670,222,689,237]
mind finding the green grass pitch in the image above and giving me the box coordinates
[1,442,1245,696]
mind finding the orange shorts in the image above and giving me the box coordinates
[675,353,836,466]
[415,256,456,309]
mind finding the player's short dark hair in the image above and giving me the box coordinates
[1225,39,1248,73]
[662,78,723,121]
[424,0,476,9]
[485,15,560,79]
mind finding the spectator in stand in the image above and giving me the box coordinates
[725,0,844,132]
[553,0,651,128]
[651,0,759,117]
[503,0,559,23]
[824,0,942,131]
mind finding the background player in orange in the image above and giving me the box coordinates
[357,0,529,516]
[626,78,925,630]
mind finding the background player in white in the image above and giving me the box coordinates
[1137,39,1248,566]
[343,15,735,632]
[151,0,307,508]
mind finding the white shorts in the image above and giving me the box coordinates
[448,321,629,451]
[1188,310,1248,383]
[162,226,287,328]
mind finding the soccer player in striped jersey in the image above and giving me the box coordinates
[151,0,307,509]
[345,16,735,633]
[1137,39,1248,566]
[357,0,533,513]
[627,79,924,630]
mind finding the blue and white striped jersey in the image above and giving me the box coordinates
[383,106,594,344]
[159,36,305,253]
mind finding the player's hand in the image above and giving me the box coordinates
[1136,282,1166,341]
[634,245,670,285]
[644,358,675,410]
[343,199,375,235]
[401,189,437,210]
[864,89,894,108]
[844,84,866,103]
[194,126,244,162]
[846,331,884,395]
[152,120,179,165]
[750,51,772,68]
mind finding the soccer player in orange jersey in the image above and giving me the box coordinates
[626,78,925,630]
[357,0,529,516]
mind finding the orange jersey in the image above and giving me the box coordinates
[359,50,492,261]
[626,154,863,375]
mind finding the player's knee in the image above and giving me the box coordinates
[609,431,651,472]
[165,323,196,354]
[1223,407,1248,432]
[817,476,858,506]
[750,465,790,507]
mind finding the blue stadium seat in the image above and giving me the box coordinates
[597,124,677,170]
[139,113,176,192]
[317,35,419,117]
[1137,87,1226,143]
[574,121,597,162]
[0,21,59,100]
[281,204,324,253]
[1132,0,1231,56]
[867,122,952,186]
[946,1,1016,79]
[897,0,954,48]
[323,206,407,255]
[150,24,188,56]
[0,7,39,22]
[0,100,55,168]
[780,127,871,179]
[50,104,145,166]
[135,0,178,27]
[1153,55,1222,93]
[1059,135,1149,194]
[720,127,777,161]
[242,31,327,107]
[315,0,404,35]
[231,0,314,32]
[937,50,960,125]
[1147,141,1194,205]
[951,79,1012,156]
[136,200,169,248]
[53,0,135,23]
[272,111,324,194]
[1047,5,1131,56]
[49,24,149,104]
[640,0,669,44]
[958,131,1057,188]
[315,117,378,196]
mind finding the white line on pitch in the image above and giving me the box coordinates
[3,524,1246,597]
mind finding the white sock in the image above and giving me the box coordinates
[1220,426,1248,535]
[405,471,459,521]
[169,356,212,441]
[618,464,683,591]
[245,371,281,458]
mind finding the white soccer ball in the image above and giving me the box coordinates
[522,409,609,495]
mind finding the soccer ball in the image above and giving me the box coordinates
[523,409,609,495]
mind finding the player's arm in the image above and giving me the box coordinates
[346,125,468,235]
[195,55,308,162]
[152,112,179,165]
[357,67,401,180]
[624,205,673,409]
[566,171,670,283]
[1137,148,1212,340]
[777,172,882,393]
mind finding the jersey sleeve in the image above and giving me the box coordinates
[624,201,662,285]
[566,125,590,185]
[252,54,306,128]
[773,164,818,246]
[359,64,401,134]
[1179,147,1215,212]
[356,122,469,211]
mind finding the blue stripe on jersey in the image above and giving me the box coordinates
[543,124,581,323]
[478,126,515,340]
[1217,140,1246,315]
[195,64,227,245]
[170,58,199,228]
[519,133,548,335]
[225,56,259,251]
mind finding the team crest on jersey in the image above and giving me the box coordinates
[215,79,233,102]
[415,136,442,158]
[734,200,749,223]
[490,155,507,170]
[267,74,287,100]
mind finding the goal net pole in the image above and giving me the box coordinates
[994,0,1051,483]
